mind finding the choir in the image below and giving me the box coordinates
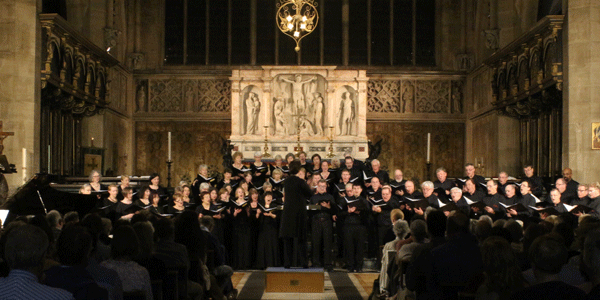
[86,150,600,273]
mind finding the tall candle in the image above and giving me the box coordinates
[22,148,27,184]
[47,145,51,173]
[426,133,431,163]
[168,132,172,161]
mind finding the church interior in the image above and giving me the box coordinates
[1,0,600,299]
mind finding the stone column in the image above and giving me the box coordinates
[0,0,42,191]
[565,0,600,183]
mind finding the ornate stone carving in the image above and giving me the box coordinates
[368,79,463,114]
[483,28,500,50]
[104,27,121,49]
[415,81,450,113]
[136,80,148,112]
[271,74,326,136]
[143,79,231,113]
[484,16,564,119]
[230,67,369,160]
[367,80,402,113]
[455,54,475,71]
[40,14,118,116]
[127,53,145,70]
[451,80,464,113]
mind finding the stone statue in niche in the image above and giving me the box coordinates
[136,85,147,112]
[245,92,260,135]
[312,92,324,135]
[271,74,326,136]
[185,86,195,112]
[336,87,357,136]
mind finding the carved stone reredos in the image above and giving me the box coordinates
[229,66,369,159]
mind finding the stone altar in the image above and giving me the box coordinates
[230,66,369,159]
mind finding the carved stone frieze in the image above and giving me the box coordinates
[415,80,451,113]
[141,79,231,113]
[367,79,464,114]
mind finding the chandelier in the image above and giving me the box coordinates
[276,0,319,52]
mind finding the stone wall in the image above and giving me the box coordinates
[0,0,41,192]
[565,0,600,183]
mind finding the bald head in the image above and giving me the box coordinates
[562,168,573,182]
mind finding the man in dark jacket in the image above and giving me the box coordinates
[280,160,313,268]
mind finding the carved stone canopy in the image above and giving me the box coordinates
[40,14,119,116]
[484,16,564,119]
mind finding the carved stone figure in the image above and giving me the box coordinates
[299,118,314,136]
[312,92,324,135]
[279,75,316,115]
[136,85,146,112]
[245,92,260,134]
[273,97,286,135]
[337,92,355,136]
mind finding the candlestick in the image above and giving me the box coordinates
[262,126,271,157]
[22,148,27,183]
[47,145,51,173]
[168,132,172,161]
[426,133,431,163]
[166,160,173,188]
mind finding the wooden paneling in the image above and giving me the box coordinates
[366,122,465,182]
[135,121,231,185]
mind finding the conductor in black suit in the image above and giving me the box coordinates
[280,160,313,268]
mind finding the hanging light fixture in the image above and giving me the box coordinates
[276,0,318,52]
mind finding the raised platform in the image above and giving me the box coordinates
[264,267,325,293]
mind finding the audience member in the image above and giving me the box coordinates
[64,211,80,225]
[582,229,600,298]
[397,219,428,261]
[379,219,409,295]
[46,210,64,243]
[44,225,108,300]
[476,236,527,299]
[0,224,74,300]
[101,225,153,300]
[405,210,447,299]
[430,212,483,299]
[510,234,586,299]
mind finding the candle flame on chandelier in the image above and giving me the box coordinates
[276,0,319,52]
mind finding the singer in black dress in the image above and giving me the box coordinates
[232,187,251,270]
[256,192,281,269]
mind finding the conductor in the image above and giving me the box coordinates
[280,160,313,268]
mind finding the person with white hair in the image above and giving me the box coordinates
[365,159,389,187]
[192,164,215,197]
[251,151,269,186]
[379,218,410,295]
